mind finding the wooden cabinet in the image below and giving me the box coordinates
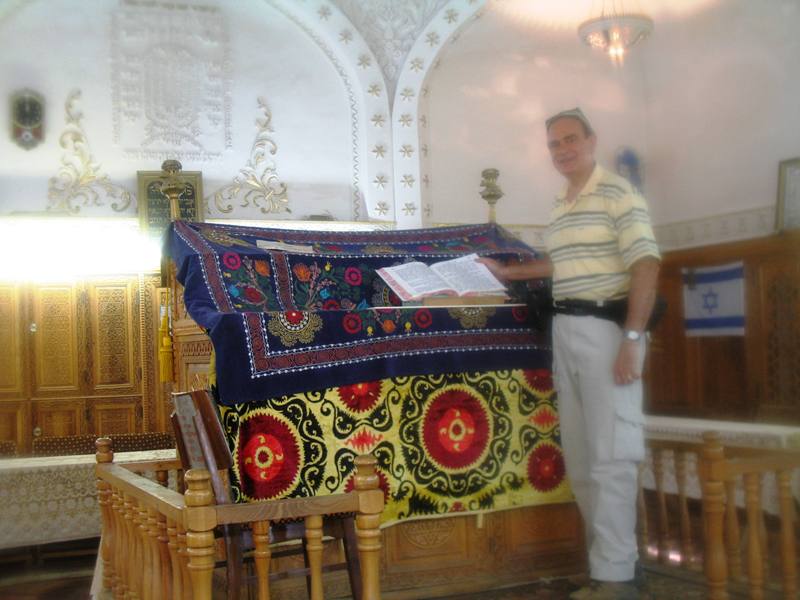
[645,232,800,423]
[0,275,166,454]
[0,284,29,450]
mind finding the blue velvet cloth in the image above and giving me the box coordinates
[167,221,551,405]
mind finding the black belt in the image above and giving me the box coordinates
[552,298,627,322]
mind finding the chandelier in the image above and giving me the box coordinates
[578,3,653,63]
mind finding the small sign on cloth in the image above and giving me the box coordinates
[682,262,745,336]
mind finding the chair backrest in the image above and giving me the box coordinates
[0,440,17,457]
[33,432,176,457]
[110,431,175,453]
[32,434,96,456]
[171,389,233,504]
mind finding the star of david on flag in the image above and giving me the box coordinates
[682,262,745,336]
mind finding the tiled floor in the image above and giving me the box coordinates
[0,564,707,600]
[0,558,770,600]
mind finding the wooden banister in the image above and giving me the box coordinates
[698,431,800,600]
[95,437,384,599]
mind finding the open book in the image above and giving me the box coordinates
[376,253,507,304]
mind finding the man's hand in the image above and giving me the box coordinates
[613,339,642,386]
[476,257,507,281]
[475,256,554,282]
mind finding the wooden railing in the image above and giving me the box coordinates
[640,433,800,600]
[95,439,385,600]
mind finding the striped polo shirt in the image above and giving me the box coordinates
[546,164,660,301]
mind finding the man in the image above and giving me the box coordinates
[480,108,660,599]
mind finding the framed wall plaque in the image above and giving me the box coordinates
[137,170,204,243]
[776,157,800,232]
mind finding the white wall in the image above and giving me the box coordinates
[0,0,356,221]
[1,0,798,247]
[641,0,800,225]
[424,5,648,229]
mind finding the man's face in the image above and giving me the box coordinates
[546,117,596,178]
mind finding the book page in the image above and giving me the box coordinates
[429,253,507,296]
[376,262,456,301]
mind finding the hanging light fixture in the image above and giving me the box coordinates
[578,2,653,63]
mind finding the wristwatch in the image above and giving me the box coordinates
[623,329,642,342]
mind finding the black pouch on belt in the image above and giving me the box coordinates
[607,295,667,331]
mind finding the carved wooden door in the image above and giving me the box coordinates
[29,278,148,439]
[0,284,28,453]
[29,283,86,438]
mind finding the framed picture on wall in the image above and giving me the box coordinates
[137,170,204,243]
[776,157,800,231]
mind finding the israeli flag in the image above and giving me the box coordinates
[682,262,745,336]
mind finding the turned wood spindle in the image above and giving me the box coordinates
[252,519,272,600]
[701,431,729,600]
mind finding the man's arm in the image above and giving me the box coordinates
[614,256,660,385]
[476,256,553,282]
[623,256,660,332]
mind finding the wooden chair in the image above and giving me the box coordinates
[169,389,377,600]
[95,437,383,599]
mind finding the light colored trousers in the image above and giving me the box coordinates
[552,314,645,582]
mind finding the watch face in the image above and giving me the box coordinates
[11,89,45,149]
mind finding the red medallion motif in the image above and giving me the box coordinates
[238,414,301,500]
[523,368,553,393]
[342,313,363,334]
[422,389,489,470]
[512,306,529,322]
[527,443,565,492]
[344,267,363,286]
[338,381,382,413]
[222,252,241,270]
[413,308,432,329]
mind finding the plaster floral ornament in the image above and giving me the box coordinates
[447,306,496,329]
[47,90,132,213]
[527,442,565,493]
[266,310,323,346]
[210,97,289,215]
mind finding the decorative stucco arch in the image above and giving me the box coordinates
[390,0,488,228]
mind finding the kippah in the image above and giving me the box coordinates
[545,107,594,134]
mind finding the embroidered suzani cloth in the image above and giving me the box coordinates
[167,221,550,406]
[218,368,571,522]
